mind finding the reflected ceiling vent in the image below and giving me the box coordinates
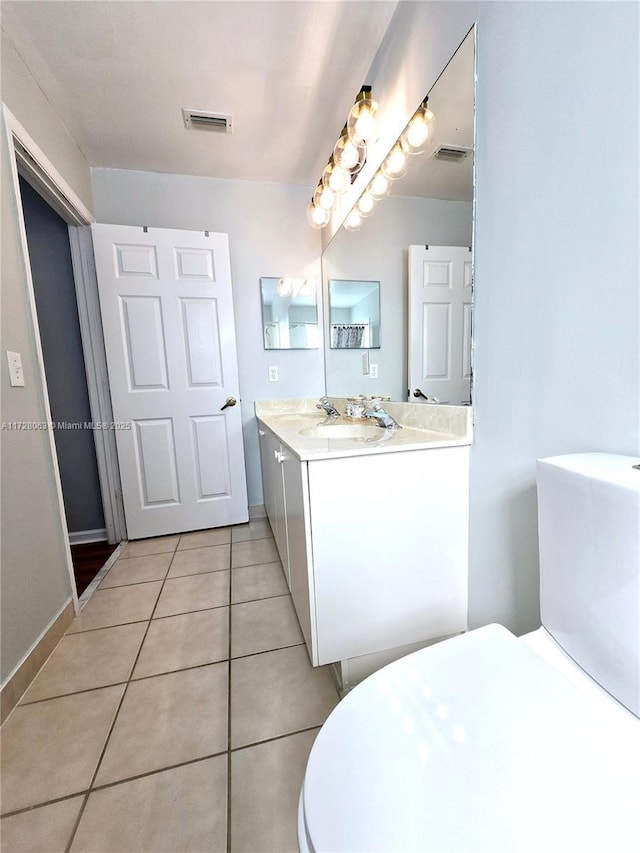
[431,145,472,163]
[182,109,233,133]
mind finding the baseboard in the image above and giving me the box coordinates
[1,599,75,725]
[68,528,108,545]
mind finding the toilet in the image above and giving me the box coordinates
[298,453,640,852]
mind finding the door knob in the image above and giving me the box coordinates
[413,389,440,404]
[221,396,237,411]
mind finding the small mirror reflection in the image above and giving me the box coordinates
[329,279,380,349]
[260,277,319,350]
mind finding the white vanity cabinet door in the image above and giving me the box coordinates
[280,448,315,661]
[308,446,469,665]
[258,426,289,585]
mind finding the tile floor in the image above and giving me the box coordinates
[0,519,339,852]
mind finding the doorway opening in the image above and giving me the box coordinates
[18,176,118,594]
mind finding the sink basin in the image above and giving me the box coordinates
[299,423,382,439]
[271,413,319,425]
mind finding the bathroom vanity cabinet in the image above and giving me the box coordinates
[258,414,469,667]
[258,426,314,652]
[258,427,289,580]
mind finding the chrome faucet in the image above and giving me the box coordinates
[316,396,340,418]
[362,399,402,430]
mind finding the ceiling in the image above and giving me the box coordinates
[1,0,398,187]
[398,28,474,202]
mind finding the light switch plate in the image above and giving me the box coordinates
[7,351,25,387]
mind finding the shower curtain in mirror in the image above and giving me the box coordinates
[332,324,366,348]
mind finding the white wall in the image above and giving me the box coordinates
[1,31,94,213]
[1,30,94,682]
[360,1,639,634]
[90,168,325,508]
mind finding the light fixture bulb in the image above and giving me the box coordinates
[323,161,351,194]
[333,132,366,174]
[347,90,379,145]
[314,183,336,211]
[400,104,436,155]
[343,209,362,230]
[306,201,330,229]
[356,191,375,217]
[368,171,391,200]
[381,143,409,180]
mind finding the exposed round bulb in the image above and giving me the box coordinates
[381,144,408,180]
[356,191,375,217]
[333,134,365,173]
[347,95,379,144]
[353,107,377,141]
[343,209,362,230]
[400,106,436,155]
[314,183,336,211]
[368,171,391,200]
[306,202,330,229]
[323,162,351,194]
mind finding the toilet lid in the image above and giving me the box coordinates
[302,624,640,852]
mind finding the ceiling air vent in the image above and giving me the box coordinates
[431,145,472,163]
[182,109,233,133]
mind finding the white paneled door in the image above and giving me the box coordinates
[408,245,473,405]
[92,224,248,539]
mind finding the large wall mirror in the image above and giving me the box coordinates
[322,27,475,401]
[260,277,319,349]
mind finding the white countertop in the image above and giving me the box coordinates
[255,398,472,461]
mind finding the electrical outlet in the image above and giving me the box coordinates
[268,366,279,382]
[369,364,378,379]
[6,351,25,387]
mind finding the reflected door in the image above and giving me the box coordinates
[92,224,248,539]
[408,245,472,404]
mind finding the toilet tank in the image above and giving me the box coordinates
[537,453,640,718]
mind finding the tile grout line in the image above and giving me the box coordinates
[17,554,291,708]
[1,750,227,820]
[4,530,290,837]
[1,720,322,821]
[63,537,182,853]
[90,565,229,592]
[79,557,279,599]
[226,533,234,853]
[16,636,304,708]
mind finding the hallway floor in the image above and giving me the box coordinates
[0,520,339,852]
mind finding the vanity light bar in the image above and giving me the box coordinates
[307,87,378,230]
[342,95,437,231]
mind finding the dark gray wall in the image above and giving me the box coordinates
[20,176,105,535]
